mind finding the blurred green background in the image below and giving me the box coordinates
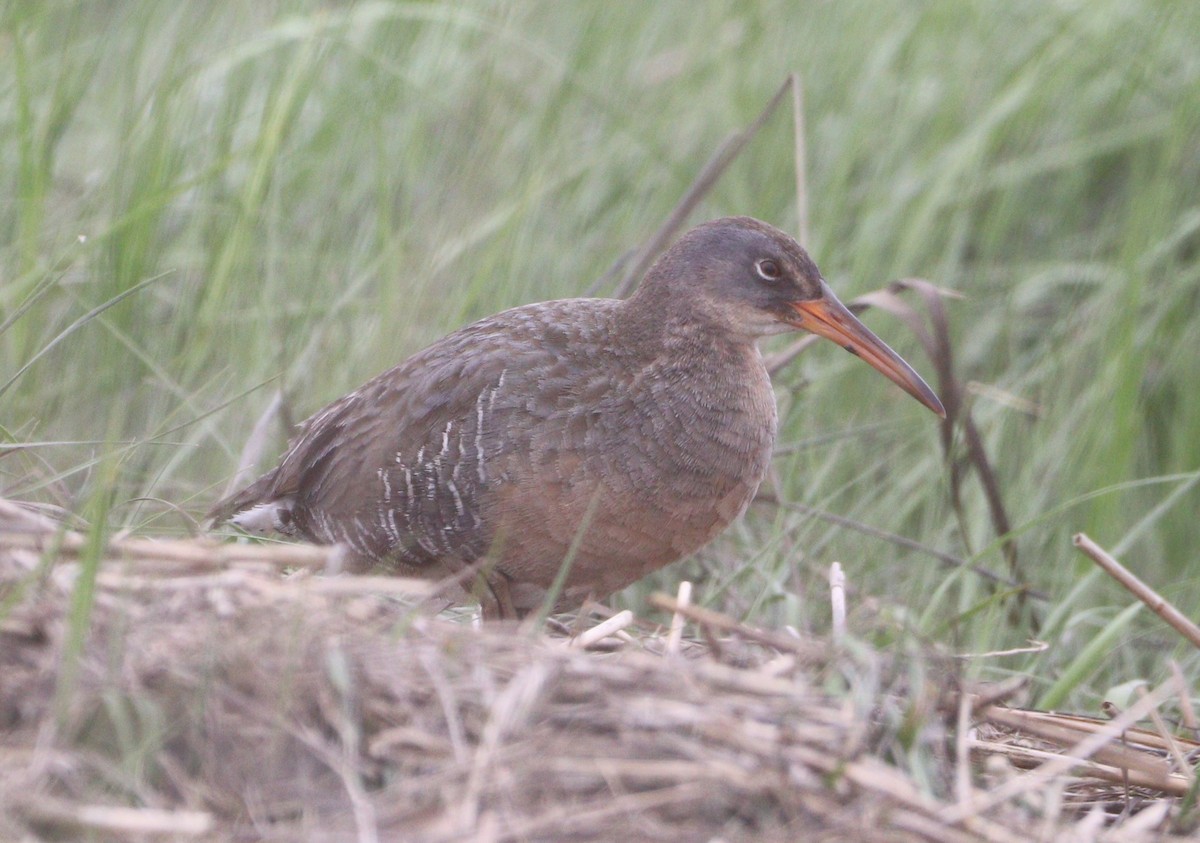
[3,1,1199,705]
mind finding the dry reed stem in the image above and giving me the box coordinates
[21,798,213,836]
[955,693,973,811]
[609,75,795,299]
[949,682,1179,822]
[2,527,343,570]
[981,707,1194,789]
[665,579,692,655]
[956,640,1049,660]
[790,71,809,247]
[1073,532,1200,650]
[830,561,846,643]
[649,592,826,660]
[569,609,634,649]
[970,738,1188,795]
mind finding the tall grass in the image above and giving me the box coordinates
[2,0,1198,706]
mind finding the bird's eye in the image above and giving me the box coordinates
[755,258,782,282]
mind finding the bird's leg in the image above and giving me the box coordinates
[428,556,517,620]
[482,570,517,620]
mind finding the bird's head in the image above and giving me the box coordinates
[640,216,945,417]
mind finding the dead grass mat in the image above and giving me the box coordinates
[1,500,1196,842]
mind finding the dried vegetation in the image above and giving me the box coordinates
[2,499,1197,842]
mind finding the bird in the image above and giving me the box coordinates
[209,217,944,617]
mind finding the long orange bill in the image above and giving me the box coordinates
[789,282,946,417]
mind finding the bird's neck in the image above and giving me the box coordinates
[617,284,758,365]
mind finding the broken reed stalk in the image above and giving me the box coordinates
[648,592,827,661]
[569,609,634,649]
[665,580,692,655]
[1,525,342,571]
[829,561,846,643]
[955,693,973,811]
[1073,532,1200,650]
[22,799,213,837]
[947,681,1178,823]
[969,735,1189,798]
[980,707,1196,795]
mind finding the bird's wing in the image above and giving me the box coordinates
[209,299,621,565]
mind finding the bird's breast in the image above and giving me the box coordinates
[491,344,779,593]
[641,350,776,522]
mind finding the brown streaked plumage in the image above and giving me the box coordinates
[209,217,944,616]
